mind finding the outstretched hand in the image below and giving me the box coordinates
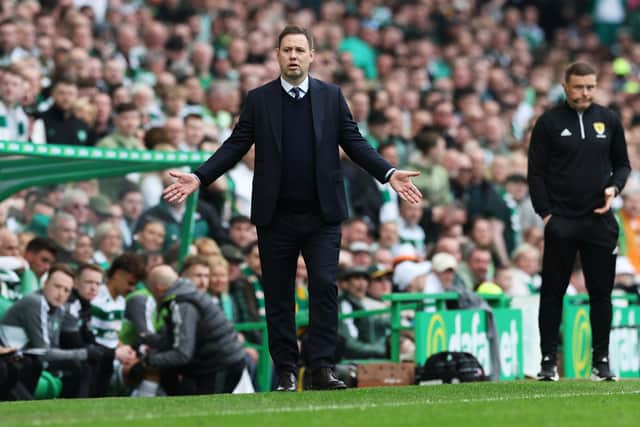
[162,171,200,205]
[389,170,422,204]
[593,186,617,214]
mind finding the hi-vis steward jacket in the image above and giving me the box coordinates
[528,102,631,218]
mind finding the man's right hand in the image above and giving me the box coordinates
[0,346,16,355]
[162,171,200,205]
[544,215,552,225]
[115,345,137,364]
[244,347,259,364]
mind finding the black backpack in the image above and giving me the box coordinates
[415,351,487,384]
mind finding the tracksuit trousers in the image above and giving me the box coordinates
[539,211,619,361]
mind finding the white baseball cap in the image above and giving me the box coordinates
[431,252,458,273]
[393,260,431,291]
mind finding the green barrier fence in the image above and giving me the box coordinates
[240,292,521,391]
[0,141,212,265]
[562,294,640,378]
[413,308,523,380]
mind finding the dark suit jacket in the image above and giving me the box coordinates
[194,77,393,226]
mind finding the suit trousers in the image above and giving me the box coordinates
[539,211,618,361]
[257,209,341,375]
[160,359,245,395]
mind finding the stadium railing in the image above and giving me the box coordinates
[235,292,467,391]
[0,141,214,266]
[561,293,640,378]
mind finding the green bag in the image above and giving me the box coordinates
[34,370,62,400]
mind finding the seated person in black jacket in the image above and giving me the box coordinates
[140,265,247,395]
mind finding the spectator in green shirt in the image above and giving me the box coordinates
[96,102,144,150]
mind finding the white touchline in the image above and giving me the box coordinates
[19,389,640,426]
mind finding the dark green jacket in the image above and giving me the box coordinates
[136,200,210,251]
[338,292,388,359]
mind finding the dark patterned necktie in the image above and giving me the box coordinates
[290,87,301,99]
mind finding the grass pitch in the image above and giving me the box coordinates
[2,380,639,427]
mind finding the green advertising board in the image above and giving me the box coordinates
[414,308,523,380]
[562,304,640,378]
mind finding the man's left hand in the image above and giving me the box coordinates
[389,170,422,204]
[594,187,617,214]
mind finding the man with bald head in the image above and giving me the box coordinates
[434,236,463,263]
[0,229,27,301]
[141,265,246,395]
[0,229,20,257]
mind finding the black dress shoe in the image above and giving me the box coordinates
[309,368,347,390]
[275,371,297,392]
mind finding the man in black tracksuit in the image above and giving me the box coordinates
[142,265,246,395]
[528,62,631,381]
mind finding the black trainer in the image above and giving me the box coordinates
[275,371,297,391]
[591,357,617,382]
[537,355,559,382]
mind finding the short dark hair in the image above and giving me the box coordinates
[117,183,142,201]
[165,34,186,51]
[1,64,23,78]
[0,18,16,27]
[378,142,395,155]
[27,195,53,212]
[277,25,314,50]
[143,127,170,150]
[75,263,104,278]
[25,237,57,256]
[414,129,443,155]
[229,215,251,227]
[464,244,492,261]
[179,255,211,275]
[344,216,368,227]
[564,62,597,82]
[52,76,77,89]
[47,263,76,281]
[114,102,138,115]
[139,218,165,232]
[107,253,145,281]
[367,110,387,126]
[77,78,97,89]
[183,113,203,124]
[138,250,165,269]
[163,243,181,267]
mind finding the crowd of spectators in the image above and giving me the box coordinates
[2,0,640,398]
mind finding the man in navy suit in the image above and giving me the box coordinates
[164,26,422,391]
